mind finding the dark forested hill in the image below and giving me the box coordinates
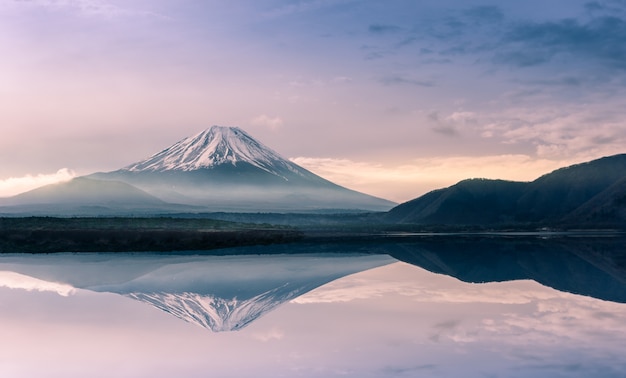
[386,154,626,228]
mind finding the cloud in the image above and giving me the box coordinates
[0,271,76,296]
[463,6,504,24]
[380,75,435,87]
[431,125,457,136]
[380,364,437,375]
[380,2,626,80]
[585,1,605,13]
[584,0,626,15]
[290,155,567,202]
[261,0,353,19]
[497,16,626,69]
[3,0,165,19]
[368,24,402,34]
[364,51,386,60]
[331,76,352,84]
[428,111,458,136]
[251,114,284,131]
[472,101,626,160]
[428,111,479,137]
[523,76,583,87]
[0,168,75,198]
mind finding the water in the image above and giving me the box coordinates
[1,238,625,377]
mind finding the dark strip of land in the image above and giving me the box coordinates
[0,217,302,253]
[1,216,625,253]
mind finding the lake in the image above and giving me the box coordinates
[1,237,625,377]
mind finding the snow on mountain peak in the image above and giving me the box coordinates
[123,126,299,176]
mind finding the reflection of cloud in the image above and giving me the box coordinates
[293,266,563,305]
[0,271,76,297]
[291,278,390,304]
[434,320,459,330]
[479,296,626,356]
[250,327,285,342]
[430,319,462,342]
[0,168,75,197]
[294,262,626,366]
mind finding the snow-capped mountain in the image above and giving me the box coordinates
[124,126,307,181]
[89,125,396,212]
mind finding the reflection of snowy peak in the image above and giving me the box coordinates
[123,255,391,332]
[128,292,251,332]
[0,253,395,332]
[127,282,307,332]
[123,126,307,180]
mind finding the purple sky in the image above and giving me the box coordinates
[2,0,626,201]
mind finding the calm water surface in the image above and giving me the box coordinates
[1,239,625,377]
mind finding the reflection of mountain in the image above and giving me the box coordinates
[1,237,624,329]
[382,237,626,303]
[0,253,394,332]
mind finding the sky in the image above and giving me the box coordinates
[1,0,626,202]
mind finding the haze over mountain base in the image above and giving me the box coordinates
[0,126,395,214]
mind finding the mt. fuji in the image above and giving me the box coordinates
[89,125,395,212]
[124,126,302,177]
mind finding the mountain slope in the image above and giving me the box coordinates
[90,125,395,212]
[517,154,626,221]
[387,179,527,224]
[561,176,626,226]
[8,177,164,206]
[386,154,626,226]
[0,177,204,216]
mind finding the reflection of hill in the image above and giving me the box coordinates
[0,253,394,332]
[382,237,626,303]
